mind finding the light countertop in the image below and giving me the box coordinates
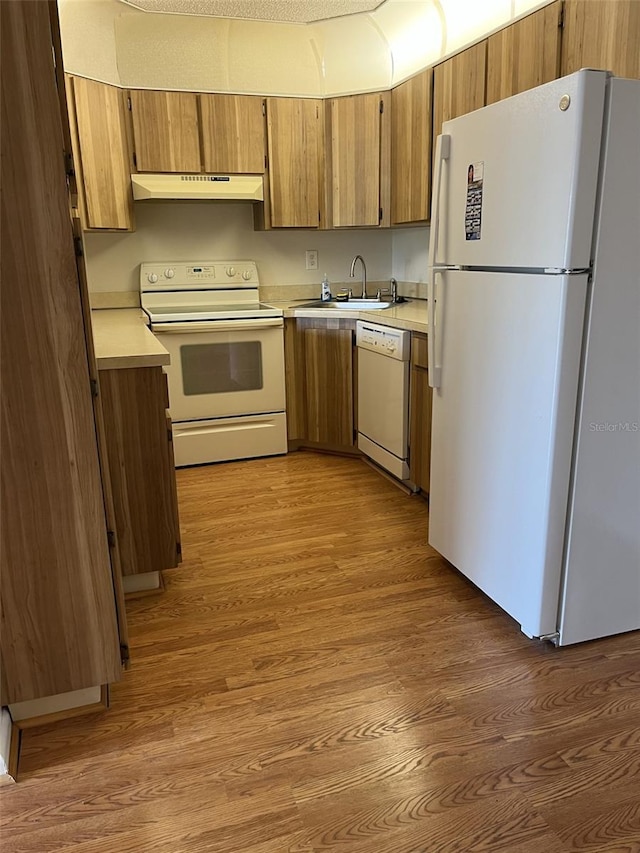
[264,299,429,333]
[90,299,427,371]
[91,309,170,370]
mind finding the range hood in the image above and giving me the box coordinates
[131,173,264,202]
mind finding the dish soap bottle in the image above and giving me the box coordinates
[321,273,332,302]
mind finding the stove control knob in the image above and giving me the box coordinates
[226,267,236,277]
[241,270,252,281]
[164,268,175,279]
[147,273,158,284]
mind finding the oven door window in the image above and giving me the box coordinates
[180,341,263,395]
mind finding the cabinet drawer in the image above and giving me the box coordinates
[411,333,429,370]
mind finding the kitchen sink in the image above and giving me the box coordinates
[298,299,393,310]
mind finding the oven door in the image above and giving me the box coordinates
[152,318,286,422]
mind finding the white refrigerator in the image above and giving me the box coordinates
[427,70,640,646]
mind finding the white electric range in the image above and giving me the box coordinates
[141,260,287,467]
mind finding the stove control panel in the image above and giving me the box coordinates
[140,261,259,291]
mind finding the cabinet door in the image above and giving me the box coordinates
[200,94,265,173]
[284,318,306,441]
[68,77,134,230]
[266,98,322,228]
[409,334,432,494]
[330,92,387,227]
[391,69,432,224]
[100,367,181,577]
[1,0,122,704]
[561,0,640,79]
[487,1,562,105]
[130,90,201,173]
[433,41,487,151]
[304,328,354,446]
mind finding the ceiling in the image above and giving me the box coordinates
[118,0,386,24]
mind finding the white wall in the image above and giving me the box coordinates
[83,203,393,293]
[392,226,430,283]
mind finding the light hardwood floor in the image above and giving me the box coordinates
[2,452,640,852]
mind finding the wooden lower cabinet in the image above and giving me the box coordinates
[284,318,357,451]
[99,367,181,576]
[409,333,433,494]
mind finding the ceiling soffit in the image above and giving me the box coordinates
[118,0,385,24]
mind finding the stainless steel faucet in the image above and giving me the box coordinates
[349,254,368,299]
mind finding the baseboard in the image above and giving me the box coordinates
[10,685,108,729]
[123,570,164,597]
[288,440,362,458]
[362,456,418,495]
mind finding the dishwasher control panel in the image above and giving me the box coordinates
[356,321,410,361]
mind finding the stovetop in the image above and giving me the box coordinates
[143,302,283,323]
[139,259,283,323]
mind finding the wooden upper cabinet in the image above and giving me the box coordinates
[129,90,201,172]
[561,0,640,79]
[329,92,389,228]
[67,77,134,231]
[200,94,265,173]
[433,41,487,150]
[487,2,562,105]
[1,0,122,704]
[391,69,432,225]
[266,97,322,228]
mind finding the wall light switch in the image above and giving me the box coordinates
[305,250,318,271]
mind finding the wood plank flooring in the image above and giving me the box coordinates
[2,452,640,852]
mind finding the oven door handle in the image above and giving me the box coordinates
[151,318,284,333]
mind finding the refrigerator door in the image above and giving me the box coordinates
[431,70,607,271]
[428,269,588,638]
[558,77,640,645]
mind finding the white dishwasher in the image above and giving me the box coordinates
[357,320,411,482]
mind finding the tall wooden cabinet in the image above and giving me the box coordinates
[1,0,124,705]
[328,92,390,228]
[486,2,562,105]
[266,97,324,228]
[129,90,201,172]
[67,76,135,231]
[561,0,640,80]
[391,69,432,224]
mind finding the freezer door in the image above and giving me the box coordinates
[431,70,607,271]
[428,270,588,638]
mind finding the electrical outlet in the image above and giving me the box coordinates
[305,250,318,271]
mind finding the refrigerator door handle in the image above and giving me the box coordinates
[428,269,443,389]
[428,133,450,390]
[428,133,451,272]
